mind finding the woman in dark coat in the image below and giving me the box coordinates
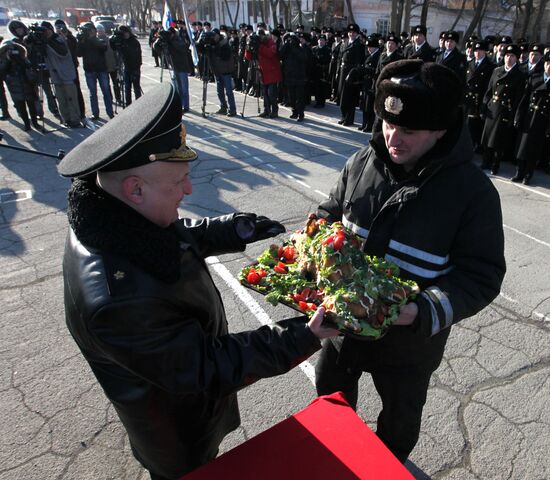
[0,40,39,131]
[481,44,526,174]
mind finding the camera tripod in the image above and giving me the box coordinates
[201,50,215,118]
[113,51,126,113]
[241,57,262,118]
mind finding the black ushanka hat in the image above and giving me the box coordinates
[58,83,197,178]
[375,59,463,131]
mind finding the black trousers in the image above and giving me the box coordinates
[288,84,305,116]
[315,340,432,463]
[0,79,9,115]
[262,83,278,115]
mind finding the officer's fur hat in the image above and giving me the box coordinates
[473,40,489,51]
[544,52,550,62]
[530,43,544,54]
[375,59,463,131]
[445,31,460,42]
[365,36,379,48]
[387,33,400,44]
[504,44,521,58]
[411,25,427,36]
[497,35,512,45]
[347,23,360,33]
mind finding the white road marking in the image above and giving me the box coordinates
[252,156,264,163]
[206,257,316,385]
[494,177,550,199]
[315,190,329,198]
[503,224,550,249]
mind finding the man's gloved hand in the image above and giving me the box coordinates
[234,213,285,243]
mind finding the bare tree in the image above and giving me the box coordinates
[402,0,412,34]
[450,0,468,30]
[344,0,356,23]
[530,0,548,40]
[462,0,487,45]
[269,0,280,27]
[223,0,241,27]
[420,0,429,25]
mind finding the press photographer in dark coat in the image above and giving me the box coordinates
[153,27,193,112]
[76,22,114,119]
[197,29,237,116]
[110,26,142,106]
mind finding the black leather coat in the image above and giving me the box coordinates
[63,179,321,479]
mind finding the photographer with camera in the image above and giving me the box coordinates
[40,21,81,128]
[153,27,193,112]
[197,28,237,116]
[24,22,61,120]
[244,29,281,118]
[0,39,40,131]
[280,32,307,121]
[76,22,114,120]
[110,26,142,106]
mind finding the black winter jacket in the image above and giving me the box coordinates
[317,124,505,370]
[76,35,108,72]
[280,41,308,86]
[63,179,320,479]
[113,34,142,71]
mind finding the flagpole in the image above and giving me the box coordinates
[181,0,199,67]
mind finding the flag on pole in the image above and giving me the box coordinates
[181,1,199,66]
[162,1,174,30]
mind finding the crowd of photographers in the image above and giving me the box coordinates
[0,18,142,131]
[146,19,550,184]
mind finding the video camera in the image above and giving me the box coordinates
[246,32,260,57]
[283,32,299,45]
[26,24,47,46]
[76,23,94,42]
[109,27,125,49]
[197,30,217,48]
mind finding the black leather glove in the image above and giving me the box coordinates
[234,213,286,243]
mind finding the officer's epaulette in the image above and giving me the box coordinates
[102,253,137,297]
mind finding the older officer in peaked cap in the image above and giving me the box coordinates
[315,59,505,464]
[58,83,336,480]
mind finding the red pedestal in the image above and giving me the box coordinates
[185,392,414,479]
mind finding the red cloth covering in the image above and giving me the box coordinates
[184,392,414,479]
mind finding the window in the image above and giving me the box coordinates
[376,19,389,37]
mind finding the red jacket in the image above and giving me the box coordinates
[245,37,282,85]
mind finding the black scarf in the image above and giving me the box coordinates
[67,178,181,283]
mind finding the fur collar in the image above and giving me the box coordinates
[67,178,181,283]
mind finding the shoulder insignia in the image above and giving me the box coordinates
[103,254,137,297]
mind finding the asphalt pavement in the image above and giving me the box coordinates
[0,36,549,480]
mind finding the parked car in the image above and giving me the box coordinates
[94,19,118,34]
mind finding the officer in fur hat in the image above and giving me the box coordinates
[481,43,527,174]
[436,30,467,84]
[58,83,337,480]
[315,59,505,465]
[465,40,495,153]
[338,23,366,126]
[511,52,550,184]
[406,25,436,62]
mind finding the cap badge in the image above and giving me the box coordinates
[113,271,125,280]
[384,96,404,115]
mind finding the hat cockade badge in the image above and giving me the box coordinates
[385,96,404,115]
